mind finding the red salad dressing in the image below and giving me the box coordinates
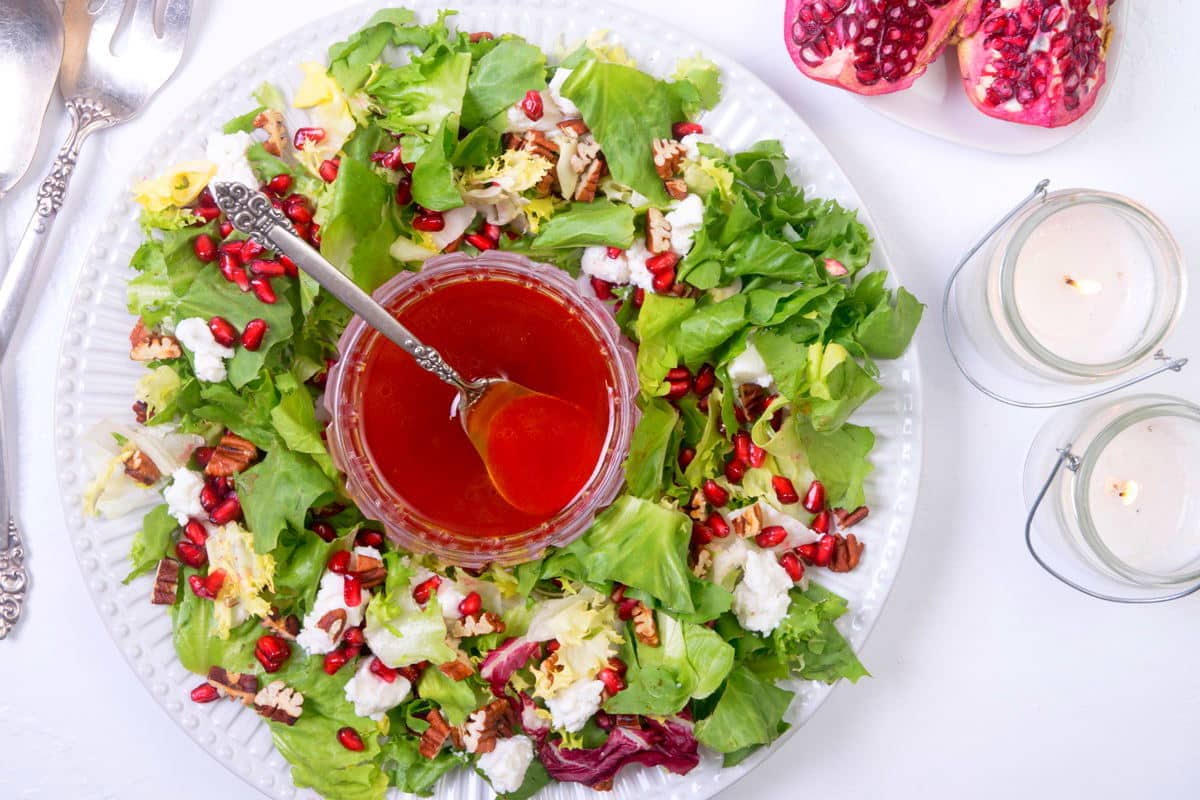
[359,276,611,537]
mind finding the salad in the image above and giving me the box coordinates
[86,7,922,799]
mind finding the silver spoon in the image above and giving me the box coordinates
[211,181,593,516]
[0,0,63,201]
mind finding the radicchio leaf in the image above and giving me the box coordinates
[479,637,541,695]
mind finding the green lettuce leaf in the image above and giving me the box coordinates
[416,666,487,725]
[775,584,869,684]
[381,734,464,797]
[327,8,422,95]
[855,285,924,359]
[693,665,793,756]
[411,117,464,211]
[530,201,635,249]
[621,397,678,499]
[170,566,261,674]
[236,449,335,553]
[795,418,874,510]
[367,42,472,136]
[124,504,176,583]
[461,38,547,128]
[272,709,388,800]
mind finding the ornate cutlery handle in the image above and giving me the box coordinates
[0,97,115,359]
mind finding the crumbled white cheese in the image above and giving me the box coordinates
[732,548,794,634]
[680,132,717,162]
[727,341,773,388]
[628,190,650,208]
[665,193,705,256]
[504,93,564,133]
[163,467,206,525]
[580,246,630,285]
[411,567,466,621]
[204,131,258,188]
[477,734,535,793]
[625,239,655,292]
[174,317,235,383]
[297,571,369,655]
[710,535,750,587]
[343,656,412,720]
[547,68,580,118]
[546,678,604,733]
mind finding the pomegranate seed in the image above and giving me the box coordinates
[596,667,625,695]
[748,442,767,468]
[774,475,801,505]
[672,121,704,138]
[701,479,729,507]
[810,509,832,534]
[608,656,628,678]
[616,597,639,620]
[678,447,696,469]
[323,648,351,675]
[284,198,313,224]
[337,727,365,752]
[590,277,615,300]
[343,627,365,648]
[208,496,242,525]
[197,188,217,209]
[756,526,788,548]
[293,221,311,241]
[209,475,231,498]
[606,246,624,259]
[319,158,340,182]
[219,239,245,258]
[666,366,691,382]
[199,484,219,512]
[394,177,413,206]
[692,364,716,397]
[250,277,277,304]
[190,683,219,703]
[464,233,496,251]
[187,574,212,599]
[207,317,236,347]
[801,480,826,512]
[796,542,819,564]
[632,288,645,308]
[241,240,264,261]
[482,223,502,243]
[458,591,482,618]
[356,529,384,548]
[691,521,714,547]
[733,431,752,464]
[203,569,226,598]
[397,663,425,684]
[645,252,679,274]
[369,657,400,683]
[255,634,291,673]
[193,234,217,263]
[412,575,442,604]
[248,259,286,278]
[293,127,326,149]
[343,574,363,607]
[724,458,747,483]
[705,512,730,539]
[371,145,404,169]
[666,378,691,400]
[310,521,336,543]
[651,266,676,293]
[814,534,836,567]
[183,519,208,545]
[193,446,214,467]
[175,541,207,568]
[193,206,220,223]
[520,90,544,121]
[780,552,805,582]
[327,550,352,574]
[240,318,268,351]
[218,220,234,238]
[412,209,445,232]
[545,639,560,654]
[266,174,293,194]
[279,255,298,277]
[309,224,322,248]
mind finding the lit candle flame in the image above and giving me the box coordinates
[1064,276,1103,295]
[1111,480,1140,506]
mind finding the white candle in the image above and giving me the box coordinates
[1010,203,1157,366]
[1086,415,1200,576]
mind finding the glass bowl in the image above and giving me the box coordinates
[324,252,638,566]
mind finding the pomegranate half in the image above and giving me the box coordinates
[784,0,978,95]
[957,0,1112,127]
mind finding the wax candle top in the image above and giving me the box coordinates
[1010,202,1156,367]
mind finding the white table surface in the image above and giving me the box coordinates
[2,1,1198,798]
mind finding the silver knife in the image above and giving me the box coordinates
[0,0,64,200]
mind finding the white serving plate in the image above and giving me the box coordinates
[53,1,925,798]
[854,0,1130,155]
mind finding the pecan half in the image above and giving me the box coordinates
[253,680,304,725]
[151,558,180,605]
[569,138,602,174]
[204,432,258,477]
[448,612,505,638]
[129,319,181,362]
[132,400,149,424]
[591,778,615,792]
[438,653,475,682]
[573,158,604,203]
[556,118,589,138]
[354,566,388,590]
[261,610,301,640]
[253,109,288,157]
[683,488,709,523]
[664,177,689,201]
[518,129,559,162]
[632,604,659,647]
[419,709,453,758]
[207,666,259,705]
[652,137,686,180]
[691,547,713,579]
[835,506,870,530]
[828,533,865,573]
[122,449,161,486]
[731,504,764,538]
[469,31,494,43]
[645,207,672,255]
[315,608,348,641]
[459,699,515,754]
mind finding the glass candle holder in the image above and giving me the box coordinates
[1023,394,1200,602]
[956,188,1185,385]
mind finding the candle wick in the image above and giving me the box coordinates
[1064,275,1103,295]
[1111,479,1140,506]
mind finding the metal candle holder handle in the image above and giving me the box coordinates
[941,179,1188,409]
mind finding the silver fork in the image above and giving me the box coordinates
[0,0,192,639]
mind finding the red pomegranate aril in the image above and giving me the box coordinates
[701,479,730,507]
[323,648,351,675]
[779,552,805,582]
[193,446,214,468]
[810,509,832,534]
[198,569,226,599]
[230,266,251,292]
[190,683,220,703]
[250,277,277,304]
[724,458,747,483]
[356,529,384,548]
[343,627,365,648]
[311,521,337,543]
[773,475,801,505]
[187,574,211,599]
[266,174,293,194]
[606,246,624,259]
[651,267,676,293]
[645,252,679,274]
[692,364,716,397]
[733,431,753,464]
[218,220,234,238]
[183,519,208,545]
[520,89,544,121]
[327,550,352,574]
[337,727,365,752]
[458,591,482,618]
[464,233,496,251]
[209,496,242,525]
[545,639,561,654]
[412,209,445,232]
[199,483,219,512]
[756,525,788,548]
[801,479,825,512]
[344,575,363,607]
[319,158,340,182]
[665,366,691,382]
[796,542,819,564]
[241,239,264,260]
[293,221,311,241]
[240,318,268,351]
[309,224,323,248]
[691,520,714,547]
[412,575,442,604]
[248,259,286,278]
[175,540,207,568]
[193,234,217,263]
[255,635,291,672]
[672,121,704,138]
[369,657,400,683]
[748,441,767,468]
[394,177,413,206]
[706,512,731,539]
[196,188,217,209]
[481,223,502,243]
[596,667,625,695]
[193,206,221,223]
[678,447,696,469]
[207,316,237,347]
[278,255,298,278]
[293,127,326,149]
[209,475,231,498]
[590,277,615,300]
[616,597,640,621]
[632,288,645,308]
[284,198,313,224]
[814,533,836,567]
[666,379,691,401]
[608,656,628,678]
